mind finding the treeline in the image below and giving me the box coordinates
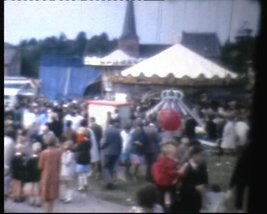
[17,28,256,78]
[18,32,117,77]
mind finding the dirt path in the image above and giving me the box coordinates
[5,190,129,213]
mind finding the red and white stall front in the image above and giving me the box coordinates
[87,100,132,130]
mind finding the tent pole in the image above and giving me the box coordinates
[64,67,71,97]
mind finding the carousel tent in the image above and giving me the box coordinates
[120,43,238,80]
[84,49,143,66]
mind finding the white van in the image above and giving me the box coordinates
[4,77,36,109]
[4,88,19,108]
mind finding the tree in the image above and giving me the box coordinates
[85,32,117,56]
[220,25,256,74]
[19,39,28,47]
[76,31,87,56]
[59,33,67,41]
[17,32,117,77]
[28,38,37,46]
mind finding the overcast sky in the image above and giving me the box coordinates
[4,1,133,45]
[4,1,261,46]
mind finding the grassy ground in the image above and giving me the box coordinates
[87,151,237,207]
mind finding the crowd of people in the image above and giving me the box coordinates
[4,96,250,213]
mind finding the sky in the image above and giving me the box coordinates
[4,1,132,45]
[4,0,261,46]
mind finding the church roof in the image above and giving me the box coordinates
[139,44,171,58]
[181,32,221,58]
[120,1,138,40]
[4,44,19,65]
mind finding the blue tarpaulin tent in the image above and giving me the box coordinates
[39,56,101,100]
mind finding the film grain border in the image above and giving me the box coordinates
[4,0,165,2]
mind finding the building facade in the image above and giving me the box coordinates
[4,44,21,76]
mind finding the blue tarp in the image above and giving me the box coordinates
[39,56,101,100]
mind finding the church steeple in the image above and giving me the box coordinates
[118,1,139,57]
[120,1,138,40]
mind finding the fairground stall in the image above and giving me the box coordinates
[87,100,132,131]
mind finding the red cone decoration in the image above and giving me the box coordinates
[159,108,182,131]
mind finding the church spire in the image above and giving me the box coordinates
[118,1,139,57]
[120,1,138,40]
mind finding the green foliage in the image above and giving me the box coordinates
[16,32,118,77]
[220,28,256,74]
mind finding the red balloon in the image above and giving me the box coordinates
[159,108,182,131]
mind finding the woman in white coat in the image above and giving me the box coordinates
[221,114,237,154]
[60,141,76,203]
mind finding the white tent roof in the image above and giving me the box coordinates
[103,49,135,61]
[4,88,20,96]
[121,44,238,79]
[84,49,143,66]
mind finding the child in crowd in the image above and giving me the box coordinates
[130,123,146,180]
[152,142,188,212]
[26,142,42,207]
[10,143,27,202]
[60,140,76,203]
[119,122,132,181]
[129,184,164,213]
[74,127,91,192]
[179,146,209,213]
[177,137,190,163]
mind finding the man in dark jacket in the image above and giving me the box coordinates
[48,113,63,141]
[144,120,161,182]
[90,117,103,173]
[101,119,122,190]
[229,143,250,212]
[179,146,208,213]
[205,115,218,141]
[184,116,197,140]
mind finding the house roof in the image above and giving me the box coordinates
[4,43,14,48]
[181,32,221,58]
[139,44,171,58]
[120,43,237,80]
[4,46,18,65]
[120,1,138,40]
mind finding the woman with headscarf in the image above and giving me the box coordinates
[39,135,62,213]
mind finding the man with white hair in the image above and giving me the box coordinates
[39,125,56,150]
[72,110,84,131]
[36,108,49,135]
[23,107,37,130]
